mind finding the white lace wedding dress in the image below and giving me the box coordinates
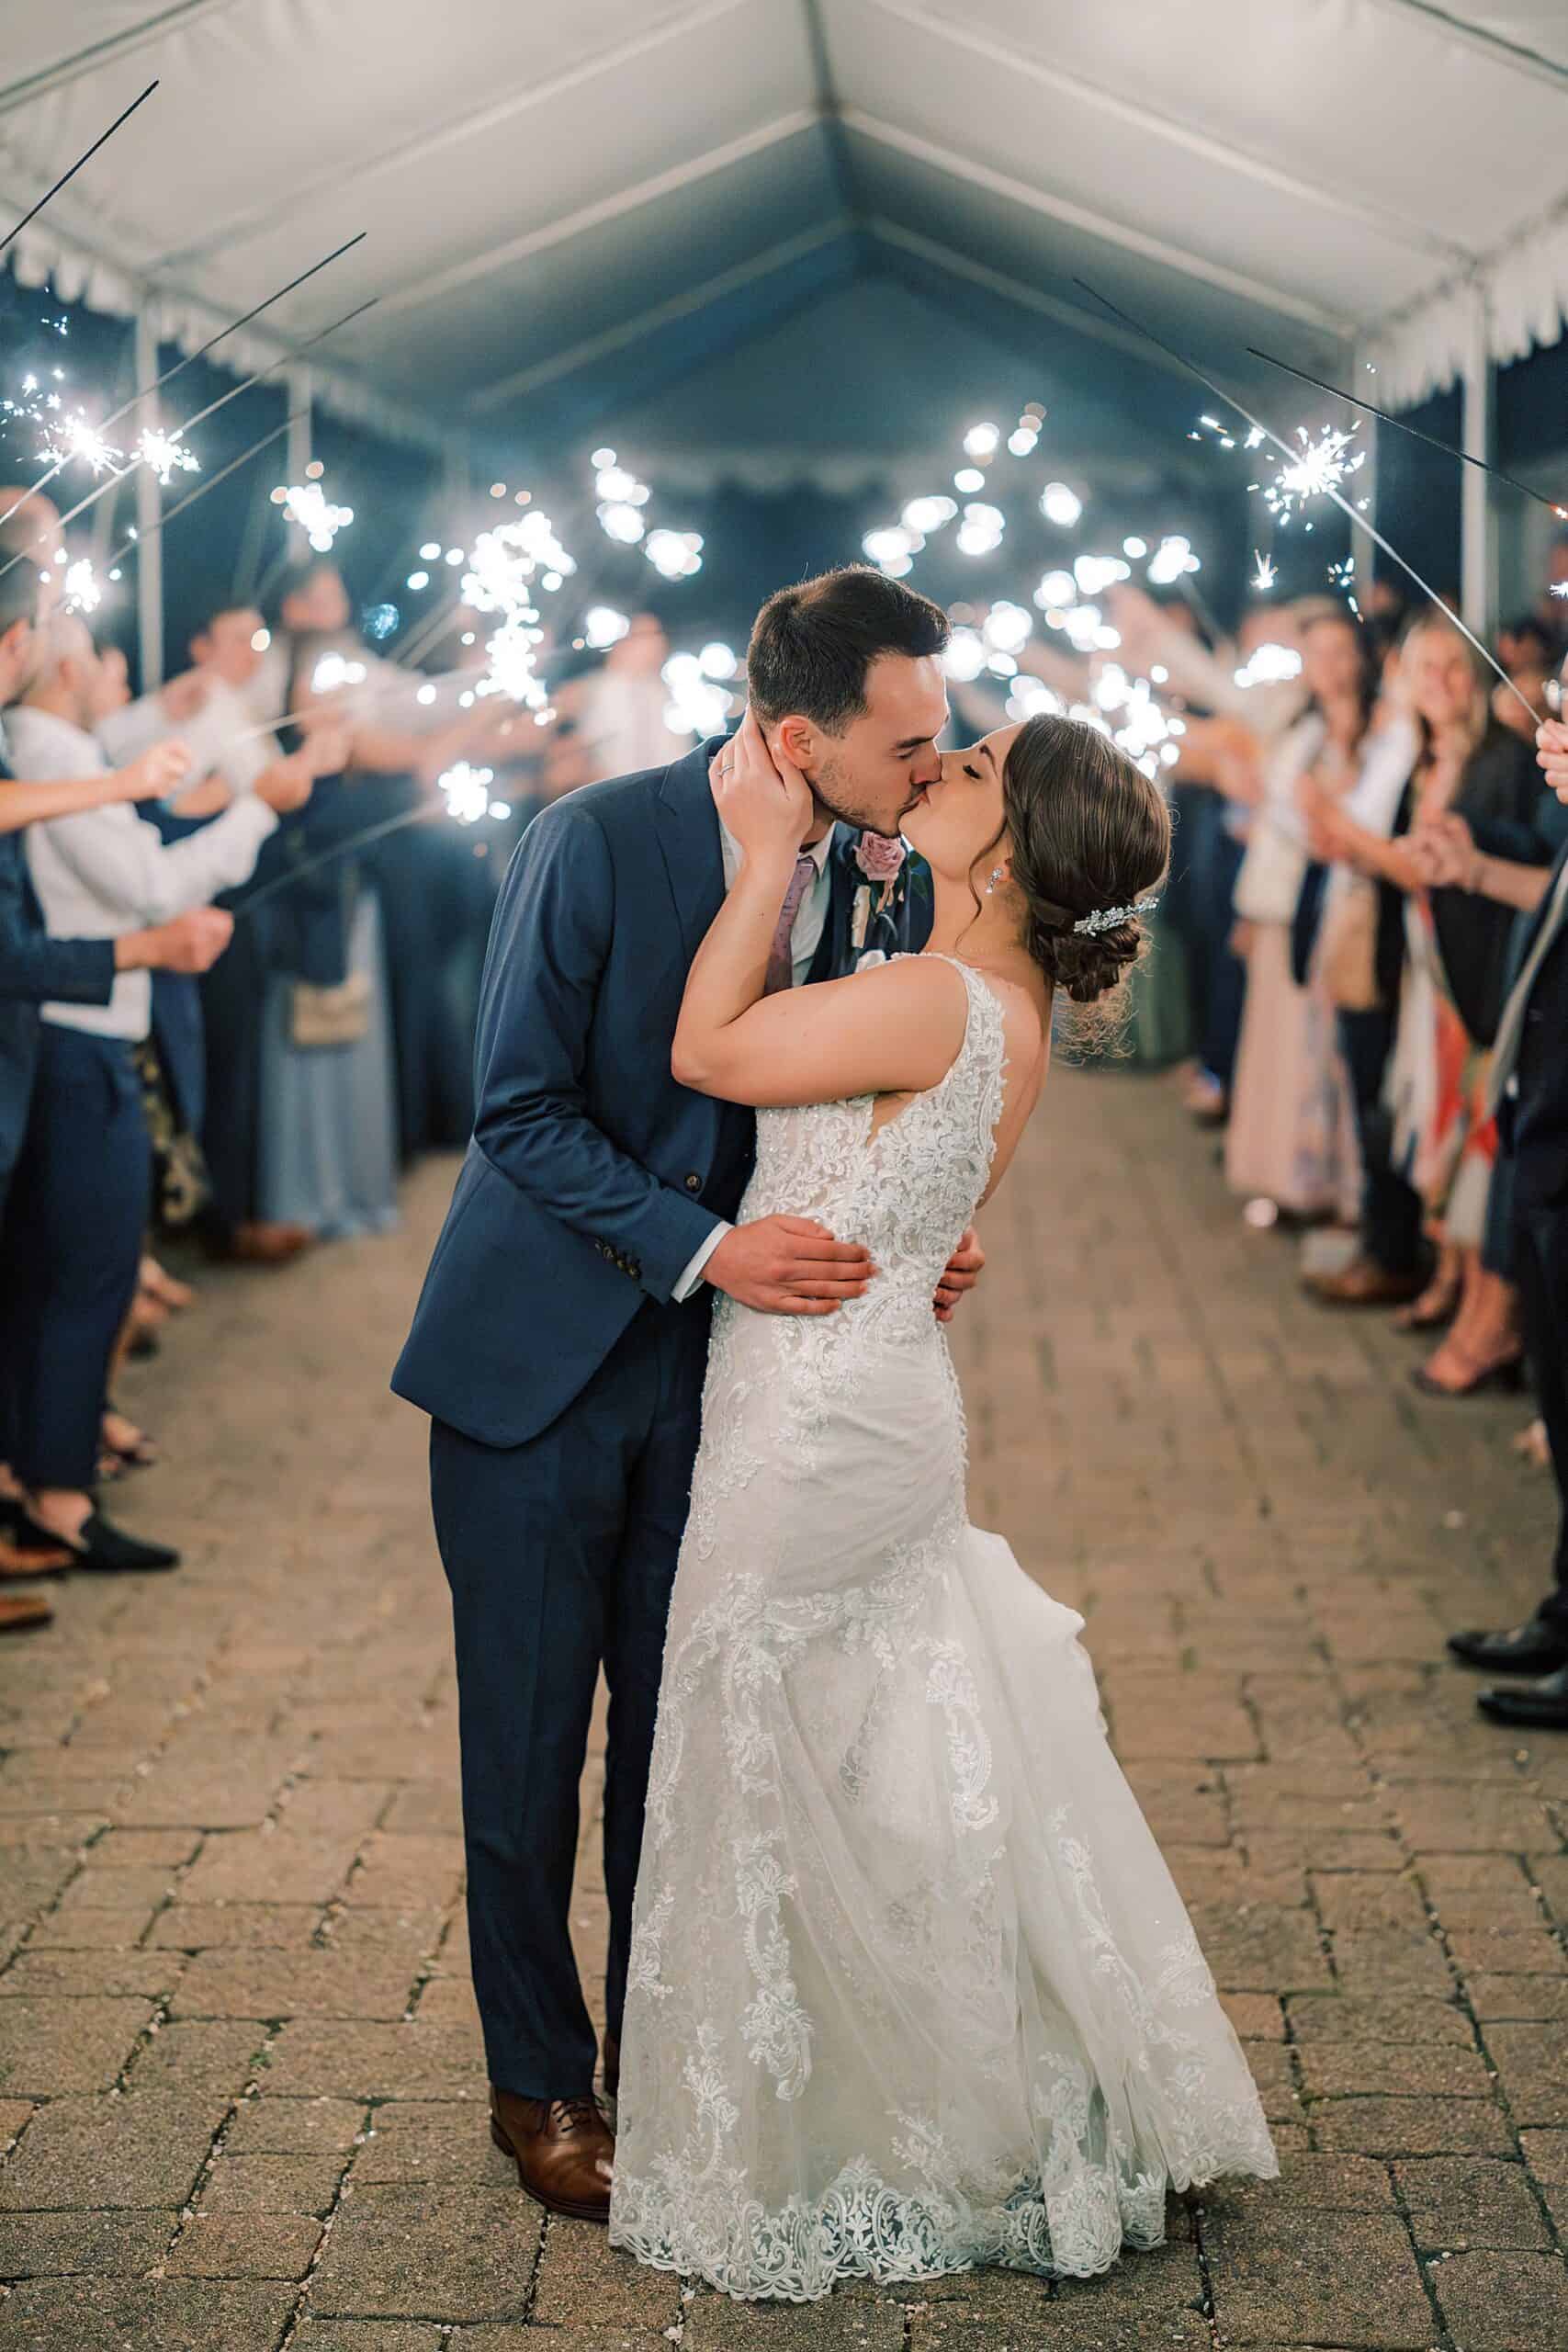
[609,956,1277,2301]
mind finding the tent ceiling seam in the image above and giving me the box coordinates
[150,0,754,273]
[366,107,822,326]
[843,110,1357,336]
[857,0,1476,266]
[0,0,239,118]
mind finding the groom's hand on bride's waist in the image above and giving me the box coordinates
[933,1227,985,1324]
[703,1216,876,1317]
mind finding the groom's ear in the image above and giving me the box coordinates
[774,714,815,770]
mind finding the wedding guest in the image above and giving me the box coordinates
[1299,630,1427,1306]
[1446,711,1568,1728]
[563,614,687,779]
[104,595,345,1266]
[0,615,307,1573]
[1380,619,1552,1393]
[248,631,400,1242]
[0,542,226,1617]
[1224,607,1371,1223]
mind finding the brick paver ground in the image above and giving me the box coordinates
[2,1062,1566,2351]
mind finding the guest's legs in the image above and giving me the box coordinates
[7,1028,151,1519]
[1337,1005,1426,1276]
[1516,1205,1568,1632]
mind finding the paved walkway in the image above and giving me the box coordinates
[2,1064,1566,2351]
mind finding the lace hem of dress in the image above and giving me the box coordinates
[610,2122,1279,2304]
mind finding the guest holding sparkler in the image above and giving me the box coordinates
[1224,605,1371,1225]
[0,537,232,1621]
[265,559,513,1162]
[1306,617,1561,1394]
[0,614,310,1576]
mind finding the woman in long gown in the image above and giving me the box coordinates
[609,710,1278,2303]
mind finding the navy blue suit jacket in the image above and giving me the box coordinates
[391,736,931,1448]
[0,781,117,1202]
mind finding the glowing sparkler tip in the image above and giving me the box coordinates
[1251,549,1278,592]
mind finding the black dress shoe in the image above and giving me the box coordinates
[1447,1617,1568,1677]
[1477,1666,1568,1729]
[19,1510,179,1574]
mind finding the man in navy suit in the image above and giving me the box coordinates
[1447,711,1568,1729]
[393,569,984,2217]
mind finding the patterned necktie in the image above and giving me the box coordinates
[763,854,818,996]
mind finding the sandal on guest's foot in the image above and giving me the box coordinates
[101,1408,159,1472]
[1392,1269,1462,1331]
[1410,1348,1526,1399]
[139,1256,197,1312]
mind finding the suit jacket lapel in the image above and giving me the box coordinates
[653,736,728,965]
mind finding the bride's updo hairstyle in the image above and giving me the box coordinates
[992,713,1171,1018]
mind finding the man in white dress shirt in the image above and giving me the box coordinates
[0,616,311,1576]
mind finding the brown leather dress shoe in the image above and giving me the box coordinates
[490,2087,614,2222]
[0,1591,54,1633]
[220,1222,314,1266]
[0,1534,71,1579]
[1303,1256,1426,1307]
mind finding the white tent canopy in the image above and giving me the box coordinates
[3,1,1567,434]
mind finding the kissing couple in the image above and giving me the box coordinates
[392,565,1277,2301]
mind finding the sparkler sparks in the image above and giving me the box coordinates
[438,761,510,826]
[41,411,123,476]
[1261,424,1366,527]
[136,425,200,485]
[62,557,102,616]
[276,479,354,553]
[1252,549,1278,592]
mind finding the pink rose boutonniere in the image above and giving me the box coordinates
[855,833,908,887]
[850,832,908,960]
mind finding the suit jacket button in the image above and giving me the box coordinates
[685,1173,702,1192]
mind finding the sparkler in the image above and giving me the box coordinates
[0,300,377,572]
[1247,345,1568,522]
[1252,550,1278,592]
[1260,424,1367,527]
[1070,277,1537,729]
[0,232,367,535]
[2,82,159,255]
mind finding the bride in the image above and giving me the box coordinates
[608,707,1278,2301]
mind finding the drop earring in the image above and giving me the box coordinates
[985,866,1006,896]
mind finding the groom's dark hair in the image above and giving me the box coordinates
[747,566,949,733]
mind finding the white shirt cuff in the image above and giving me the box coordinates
[672,1220,731,1302]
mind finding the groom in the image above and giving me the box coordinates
[391,567,984,2220]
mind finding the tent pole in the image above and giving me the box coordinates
[1461,284,1496,641]
[133,307,164,692]
[287,368,313,486]
[1349,341,1378,611]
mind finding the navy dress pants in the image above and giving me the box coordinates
[1337,1004,1427,1278]
[1,1025,151,1490]
[429,1297,710,2098]
[1514,1199,1568,1626]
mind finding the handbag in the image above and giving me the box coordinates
[289,968,372,1047]
[1318,874,1382,1012]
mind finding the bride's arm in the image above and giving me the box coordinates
[671,712,966,1108]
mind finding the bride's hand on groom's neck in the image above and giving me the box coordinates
[711,707,812,863]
